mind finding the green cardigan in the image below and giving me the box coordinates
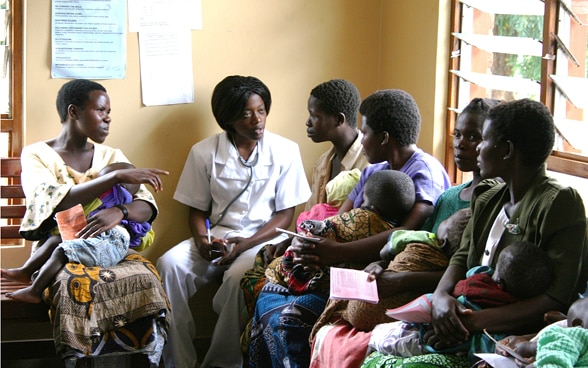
[450,166,588,307]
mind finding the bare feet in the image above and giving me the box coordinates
[5,286,42,303]
[0,268,32,283]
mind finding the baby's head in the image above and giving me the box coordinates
[98,162,139,194]
[567,297,588,328]
[436,208,471,258]
[362,170,415,223]
[493,241,553,299]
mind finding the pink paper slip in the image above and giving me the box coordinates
[385,294,433,323]
[55,204,87,241]
[329,267,379,304]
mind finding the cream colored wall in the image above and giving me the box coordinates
[380,0,451,160]
[8,0,449,265]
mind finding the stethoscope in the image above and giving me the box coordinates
[210,146,259,228]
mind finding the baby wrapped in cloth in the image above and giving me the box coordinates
[310,208,472,337]
[267,170,417,295]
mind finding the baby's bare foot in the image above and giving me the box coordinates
[0,268,32,283]
[5,287,42,304]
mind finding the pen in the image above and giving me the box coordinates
[206,219,211,244]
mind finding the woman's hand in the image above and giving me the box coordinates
[364,260,387,281]
[289,237,322,272]
[77,206,125,239]
[424,291,472,349]
[216,236,253,265]
[114,168,169,192]
[261,237,292,266]
[196,238,227,262]
[496,335,537,367]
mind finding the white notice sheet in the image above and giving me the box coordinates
[51,0,126,79]
[138,29,194,106]
[128,0,202,32]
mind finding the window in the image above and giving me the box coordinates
[446,0,588,205]
[1,0,23,158]
[1,0,23,249]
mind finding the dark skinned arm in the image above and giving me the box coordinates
[337,198,354,215]
[376,270,445,298]
[57,168,167,213]
[74,168,168,238]
[293,202,434,267]
[189,207,216,261]
[425,264,565,349]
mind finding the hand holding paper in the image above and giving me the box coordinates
[329,267,379,304]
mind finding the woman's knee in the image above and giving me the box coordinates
[156,240,192,275]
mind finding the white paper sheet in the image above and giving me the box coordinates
[51,0,126,79]
[138,29,194,106]
[474,353,518,368]
[128,0,202,32]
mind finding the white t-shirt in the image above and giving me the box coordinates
[174,130,311,237]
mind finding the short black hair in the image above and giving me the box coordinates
[359,89,421,145]
[310,79,361,128]
[486,99,555,167]
[461,97,501,118]
[56,79,107,123]
[497,240,553,299]
[211,75,271,132]
[364,170,415,221]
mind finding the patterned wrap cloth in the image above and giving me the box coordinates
[46,251,170,367]
[281,208,395,295]
[246,209,394,367]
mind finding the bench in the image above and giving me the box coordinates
[1,157,51,321]
[1,157,56,362]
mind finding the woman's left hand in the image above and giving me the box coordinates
[215,236,250,265]
[114,168,169,192]
[77,207,123,239]
[424,291,472,348]
[364,260,388,281]
[289,237,322,272]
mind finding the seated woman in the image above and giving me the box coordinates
[248,89,451,368]
[2,162,152,303]
[240,79,368,355]
[309,97,500,368]
[14,79,170,367]
[375,241,553,360]
[421,98,501,233]
[423,99,587,364]
[156,75,311,368]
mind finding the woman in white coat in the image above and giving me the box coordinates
[157,75,311,368]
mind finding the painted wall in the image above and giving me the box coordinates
[4,0,450,267]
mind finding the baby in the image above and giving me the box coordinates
[495,296,588,367]
[370,241,553,359]
[275,169,416,295]
[342,207,473,332]
[532,297,588,367]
